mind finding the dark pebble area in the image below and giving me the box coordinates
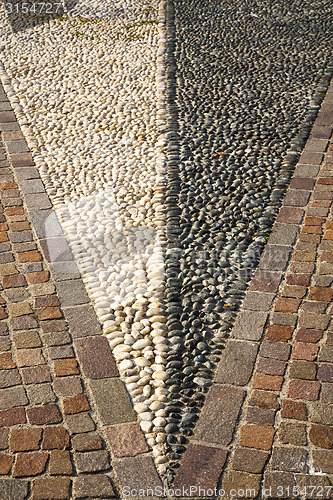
[163,0,333,483]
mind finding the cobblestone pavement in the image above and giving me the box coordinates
[0,62,333,500]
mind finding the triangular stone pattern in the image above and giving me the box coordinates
[0,0,332,485]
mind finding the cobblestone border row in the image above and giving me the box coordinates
[171,80,333,497]
[0,79,166,497]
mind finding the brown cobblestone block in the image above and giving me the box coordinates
[193,385,245,445]
[0,252,14,264]
[284,189,310,207]
[215,341,258,385]
[0,407,26,426]
[27,384,56,405]
[298,313,329,330]
[308,286,333,301]
[257,357,286,376]
[2,274,27,288]
[291,343,319,361]
[292,250,316,262]
[17,250,42,262]
[21,365,51,384]
[231,447,269,474]
[219,472,261,500]
[309,424,333,449]
[54,358,80,377]
[263,472,296,499]
[27,404,62,425]
[317,364,333,382]
[0,386,28,409]
[312,450,333,474]
[252,374,283,391]
[265,325,293,342]
[0,368,21,389]
[319,262,333,274]
[248,390,279,410]
[274,297,301,313]
[280,284,307,298]
[62,394,90,415]
[104,423,148,458]
[271,312,297,327]
[37,307,63,321]
[41,426,69,450]
[320,251,333,262]
[271,447,308,473]
[300,224,322,234]
[7,302,33,317]
[41,320,67,334]
[285,273,311,286]
[10,428,42,452]
[16,348,45,368]
[74,336,118,379]
[11,315,38,331]
[287,379,320,400]
[277,421,307,446]
[53,376,82,397]
[0,263,17,276]
[276,207,304,224]
[12,452,48,477]
[49,450,73,475]
[295,328,323,343]
[30,282,56,297]
[65,413,95,434]
[246,406,276,426]
[0,233,9,243]
[259,341,291,361]
[31,477,71,500]
[248,270,282,293]
[289,360,316,380]
[321,382,333,404]
[48,345,74,360]
[74,450,110,473]
[0,352,16,369]
[0,453,14,474]
[13,331,41,349]
[72,475,115,499]
[35,295,59,308]
[0,307,7,320]
[9,221,29,231]
[304,215,325,226]
[280,399,307,420]
[319,345,333,362]
[239,425,275,450]
[173,444,227,491]
[26,271,50,284]
[0,337,10,352]
[0,428,9,450]
[72,432,102,452]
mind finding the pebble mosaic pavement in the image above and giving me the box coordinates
[0,0,332,498]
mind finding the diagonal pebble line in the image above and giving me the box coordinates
[0,0,174,473]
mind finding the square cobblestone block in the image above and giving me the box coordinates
[269,223,299,246]
[258,245,291,271]
[21,365,51,384]
[287,379,320,400]
[219,471,261,499]
[9,428,42,452]
[241,292,275,311]
[41,426,69,450]
[193,385,245,445]
[31,478,71,500]
[239,424,275,450]
[283,189,311,207]
[285,272,311,287]
[277,421,307,446]
[248,270,282,293]
[259,341,291,361]
[276,206,304,224]
[246,406,276,426]
[0,369,21,389]
[72,432,102,452]
[291,343,318,361]
[0,406,26,426]
[289,360,316,380]
[16,348,45,367]
[280,399,307,420]
[72,475,115,499]
[27,404,62,425]
[12,452,48,478]
[173,444,227,492]
[62,394,90,415]
[271,447,308,473]
[312,450,333,474]
[232,447,269,474]
[56,280,89,306]
[53,376,82,397]
[265,325,293,342]
[63,305,102,338]
[0,386,28,409]
[310,402,333,426]
[253,373,283,391]
[214,340,258,385]
[54,358,80,377]
[49,450,73,475]
[290,176,316,190]
[231,310,268,341]
[270,312,298,327]
[248,390,279,410]
[295,328,322,343]
[74,336,118,379]
[74,450,110,473]
[274,297,301,313]
[89,378,136,426]
[263,472,296,499]
[105,423,148,458]
[257,357,287,376]
[26,384,56,405]
[0,479,29,499]
[114,456,163,496]
[65,412,95,434]
[309,424,333,449]
[24,193,51,210]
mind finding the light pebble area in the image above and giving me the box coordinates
[0,0,170,471]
